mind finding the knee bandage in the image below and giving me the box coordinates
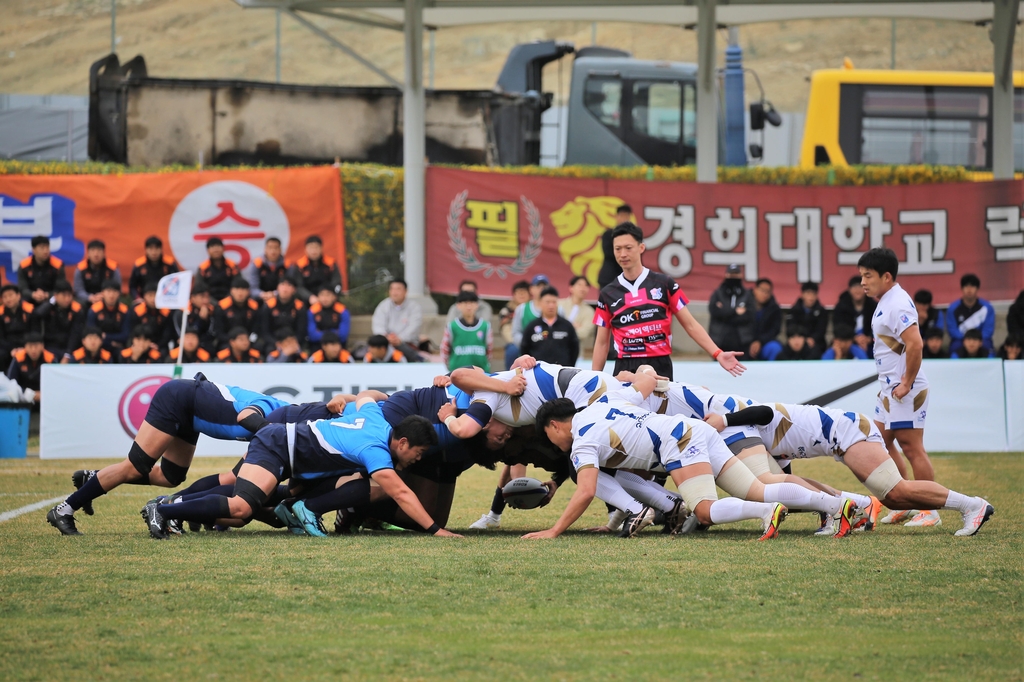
[160,459,189,486]
[676,474,718,508]
[716,461,759,499]
[863,458,903,499]
[738,451,773,478]
[767,457,785,475]
[128,442,156,482]
[233,478,268,514]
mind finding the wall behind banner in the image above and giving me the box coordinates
[0,167,346,289]
[40,360,1016,459]
[426,167,1024,304]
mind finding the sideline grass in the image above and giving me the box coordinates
[1,453,1021,681]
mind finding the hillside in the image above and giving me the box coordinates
[0,0,1002,114]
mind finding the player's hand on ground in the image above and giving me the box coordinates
[539,481,558,507]
[703,413,727,432]
[522,529,560,539]
[434,528,464,538]
[433,374,452,388]
[437,399,457,422]
[717,351,746,376]
[511,354,537,370]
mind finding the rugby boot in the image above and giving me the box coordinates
[852,496,882,532]
[46,506,82,536]
[618,506,655,538]
[273,501,305,535]
[71,470,98,515]
[832,499,858,538]
[813,512,835,536]
[904,509,942,527]
[663,499,690,535]
[141,500,169,540]
[758,503,788,541]
[468,512,501,530]
[879,508,917,524]
[291,500,328,537]
[954,498,994,537]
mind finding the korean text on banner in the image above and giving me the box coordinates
[0,166,346,290]
[425,167,1023,304]
[156,271,193,310]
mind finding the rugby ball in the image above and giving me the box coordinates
[502,477,549,510]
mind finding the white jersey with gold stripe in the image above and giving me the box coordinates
[470,363,629,427]
[568,397,725,474]
[871,283,928,388]
[640,381,758,419]
[756,403,883,461]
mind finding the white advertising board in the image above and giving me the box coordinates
[40,359,1014,459]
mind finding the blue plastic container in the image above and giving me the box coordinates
[0,404,30,458]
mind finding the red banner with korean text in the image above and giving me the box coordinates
[426,167,1023,305]
[0,166,345,290]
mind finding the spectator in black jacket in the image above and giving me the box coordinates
[922,327,949,359]
[519,286,579,367]
[748,278,783,361]
[786,282,828,353]
[913,289,943,338]
[775,327,818,361]
[289,236,342,306]
[34,280,85,359]
[196,237,240,302]
[18,236,66,305]
[833,274,877,358]
[128,236,180,302]
[262,275,306,352]
[1007,290,1024,341]
[708,264,755,354]
[997,336,1022,361]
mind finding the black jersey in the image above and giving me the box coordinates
[594,268,688,358]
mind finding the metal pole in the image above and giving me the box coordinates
[403,0,427,296]
[890,19,896,69]
[110,0,116,54]
[696,0,718,183]
[992,0,1019,180]
[276,9,282,83]
[591,22,597,45]
[428,28,435,90]
[173,310,188,379]
[723,26,746,166]
[67,110,73,162]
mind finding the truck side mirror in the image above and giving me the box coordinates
[748,143,763,160]
[749,102,765,131]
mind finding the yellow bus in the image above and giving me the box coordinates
[800,66,1024,173]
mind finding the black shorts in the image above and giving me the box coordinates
[243,424,290,481]
[144,380,201,445]
[613,355,674,381]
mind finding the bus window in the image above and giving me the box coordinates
[632,80,682,143]
[840,85,991,168]
[584,77,622,131]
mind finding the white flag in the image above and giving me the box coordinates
[155,271,193,310]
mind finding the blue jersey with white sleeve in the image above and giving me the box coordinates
[298,401,394,478]
[191,375,290,441]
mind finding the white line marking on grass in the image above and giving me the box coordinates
[0,496,65,522]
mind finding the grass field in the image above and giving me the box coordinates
[1,453,1021,681]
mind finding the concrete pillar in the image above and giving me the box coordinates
[403,0,427,297]
[696,0,718,183]
[992,0,1019,180]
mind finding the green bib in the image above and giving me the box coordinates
[448,318,490,372]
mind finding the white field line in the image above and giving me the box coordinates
[0,496,65,522]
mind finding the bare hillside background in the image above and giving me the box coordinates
[0,0,1009,114]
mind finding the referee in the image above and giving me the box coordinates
[591,223,746,380]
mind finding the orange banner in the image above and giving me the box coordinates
[0,166,345,290]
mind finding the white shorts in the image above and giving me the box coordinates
[874,381,929,430]
[832,410,885,459]
[662,420,733,477]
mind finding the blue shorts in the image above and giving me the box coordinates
[266,402,335,424]
[144,380,201,445]
[243,424,290,480]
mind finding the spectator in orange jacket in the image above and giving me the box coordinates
[196,237,240,302]
[128,236,180,302]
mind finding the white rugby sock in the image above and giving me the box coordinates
[55,501,73,516]
[841,491,873,509]
[763,483,842,516]
[709,498,769,524]
[942,490,972,513]
[614,471,679,513]
[596,472,642,514]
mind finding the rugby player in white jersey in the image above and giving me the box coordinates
[704,402,994,536]
[859,247,940,526]
[448,362,687,535]
[525,394,788,541]
[638,379,872,536]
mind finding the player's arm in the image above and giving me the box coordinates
[437,399,487,439]
[522,466,597,539]
[591,326,611,372]
[895,324,923,400]
[370,468,462,537]
[354,392,387,409]
[674,306,745,377]
[703,405,774,431]
[450,366,526,396]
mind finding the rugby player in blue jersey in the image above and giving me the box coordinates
[150,393,463,538]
